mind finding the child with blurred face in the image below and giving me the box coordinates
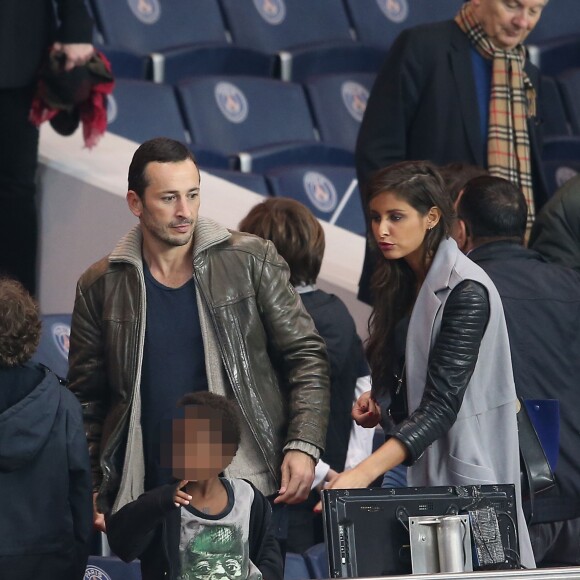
[106,392,283,580]
[170,402,239,512]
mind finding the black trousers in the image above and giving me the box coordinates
[0,84,39,295]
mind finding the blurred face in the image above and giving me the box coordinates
[471,0,547,50]
[369,191,438,273]
[171,407,236,481]
[128,159,200,249]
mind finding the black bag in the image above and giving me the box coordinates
[517,397,557,521]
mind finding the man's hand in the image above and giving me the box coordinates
[352,390,381,428]
[274,450,315,504]
[93,492,106,532]
[51,42,94,71]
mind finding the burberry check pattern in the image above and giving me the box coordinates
[455,2,536,225]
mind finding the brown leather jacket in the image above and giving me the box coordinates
[68,218,330,513]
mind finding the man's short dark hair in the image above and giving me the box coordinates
[0,278,42,367]
[458,175,528,241]
[177,391,241,451]
[439,162,488,203]
[128,137,198,199]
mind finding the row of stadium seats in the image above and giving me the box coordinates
[90,0,464,82]
[107,73,369,155]
[92,0,580,83]
[106,72,580,199]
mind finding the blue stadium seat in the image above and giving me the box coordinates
[557,69,580,135]
[265,165,365,235]
[527,0,580,44]
[97,45,150,80]
[190,146,233,171]
[219,0,384,81]
[303,543,330,579]
[176,76,353,172]
[205,169,270,195]
[304,73,375,151]
[31,314,72,380]
[540,76,571,137]
[86,556,142,580]
[106,79,188,143]
[541,136,580,197]
[528,35,580,77]
[90,0,272,82]
[284,552,311,580]
[344,0,462,51]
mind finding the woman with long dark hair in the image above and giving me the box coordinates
[322,161,534,567]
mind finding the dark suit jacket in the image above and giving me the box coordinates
[355,19,548,303]
[469,240,580,524]
[0,0,93,88]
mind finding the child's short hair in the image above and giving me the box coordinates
[0,278,42,367]
[177,391,242,452]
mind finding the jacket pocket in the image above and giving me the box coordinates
[447,453,496,485]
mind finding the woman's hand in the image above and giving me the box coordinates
[352,390,381,428]
[313,466,375,513]
[173,480,192,508]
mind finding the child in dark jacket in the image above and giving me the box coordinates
[106,391,283,580]
[0,278,92,580]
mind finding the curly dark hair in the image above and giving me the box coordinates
[364,161,455,398]
[0,278,42,367]
[178,391,242,452]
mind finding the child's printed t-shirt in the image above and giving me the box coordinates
[179,478,263,580]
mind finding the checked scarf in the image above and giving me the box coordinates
[455,2,536,225]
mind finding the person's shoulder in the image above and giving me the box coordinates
[77,255,113,286]
[218,230,285,266]
[400,19,460,46]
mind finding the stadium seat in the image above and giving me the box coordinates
[540,76,571,137]
[31,314,72,380]
[106,79,189,143]
[86,556,142,580]
[541,136,580,197]
[344,0,462,51]
[526,0,580,44]
[219,0,384,81]
[90,0,272,82]
[284,552,310,580]
[303,543,330,579]
[206,169,270,195]
[176,76,353,172]
[97,45,150,80]
[304,73,375,151]
[557,69,580,135]
[265,165,365,235]
[527,35,580,77]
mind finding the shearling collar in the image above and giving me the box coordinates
[108,216,231,268]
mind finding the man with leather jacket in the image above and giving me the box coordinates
[67,138,330,542]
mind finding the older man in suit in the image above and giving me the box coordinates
[0,0,94,294]
[356,0,550,304]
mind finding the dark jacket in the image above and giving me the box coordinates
[106,480,283,580]
[0,0,93,89]
[0,363,92,580]
[469,240,580,523]
[529,174,580,273]
[356,19,547,303]
[300,289,367,472]
[68,218,330,513]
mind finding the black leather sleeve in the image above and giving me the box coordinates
[392,280,490,464]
